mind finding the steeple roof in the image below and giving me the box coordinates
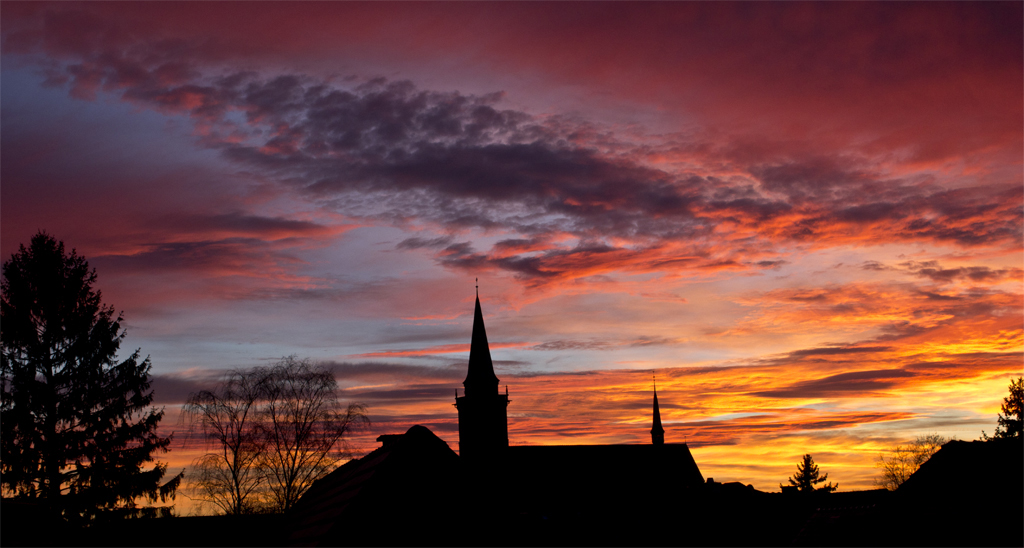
[652,389,664,432]
[464,292,499,392]
[652,379,665,444]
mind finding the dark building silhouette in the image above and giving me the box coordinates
[288,425,461,546]
[284,292,708,545]
[282,292,1021,547]
[453,289,509,463]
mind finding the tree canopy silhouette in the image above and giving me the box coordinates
[184,357,367,514]
[991,377,1022,439]
[0,232,181,521]
[784,454,836,492]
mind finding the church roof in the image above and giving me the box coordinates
[505,443,704,494]
[287,425,461,547]
[463,293,499,391]
[287,425,707,546]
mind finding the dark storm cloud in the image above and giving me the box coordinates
[323,361,464,383]
[91,238,298,275]
[148,361,466,405]
[528,336,681,352]
[177,212,331,238]
[754,369,917,399]
[752,345,1022,400]
[341,384,457,404]
[149,372,221,405]
[396,236,455,250]
[915,290,962,302]
[751,158,876,205]
[81,223,346,290]
[5,7,1021,284]
[752,260,787,269]
[860,261,890,271]
[787,346,894,359]
[751,343,898,370]
[900,260,1023,285]
[532,340,614,351]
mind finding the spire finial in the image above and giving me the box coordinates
[475,277,479,298]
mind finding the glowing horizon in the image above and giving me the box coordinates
[1,1,1020,516]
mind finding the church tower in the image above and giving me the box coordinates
[454,288,510,462]
[651,378,665,445]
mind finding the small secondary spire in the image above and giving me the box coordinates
[652,375,665,445]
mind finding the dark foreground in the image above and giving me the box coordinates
[3,438,1021,547]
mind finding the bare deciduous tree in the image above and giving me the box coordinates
[183,357,368,514]
[183,369,266,514]
[259,357,368,512]
[875,433,949,491]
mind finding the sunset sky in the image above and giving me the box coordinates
[2,2,1021,510]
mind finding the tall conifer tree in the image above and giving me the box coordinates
[1,232,181,521]
[784,454,837,492]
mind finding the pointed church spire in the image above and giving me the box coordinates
[651,376,665,445]
[463,285,499,396]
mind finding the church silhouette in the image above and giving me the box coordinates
[275,292,1023,547]
[288,292,711,546]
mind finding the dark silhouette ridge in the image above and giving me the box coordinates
[793,438,1023,547]
[7,437,1013,547]
[0,501,288,547]
[274,294,1022,547]
[881,438,1023,547]
[10,292,1020,547]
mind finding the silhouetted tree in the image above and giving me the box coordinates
[259,357,368,512]
[0,232,181,521]
[784,454,836,492]
[875,433,949,490]
[990,377,1023,439]
[183,368,267,515]
[184,358,368,514]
